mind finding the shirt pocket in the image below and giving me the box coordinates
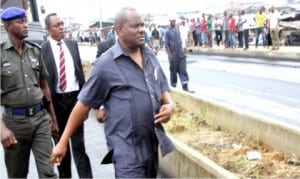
[148,72,162,107]
[28,58,40,86]
[1,61,22,92]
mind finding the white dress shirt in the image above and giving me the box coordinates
[49,37,79,93]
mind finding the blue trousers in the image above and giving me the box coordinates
[169,54,189,87]
[255,27,266,47]
[243,29,249,49]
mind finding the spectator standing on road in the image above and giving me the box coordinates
[195,17,202,47]
[159,25,166,49]
[223,11,230,48]
[241,10,250,50]
[214,16,223,46]
[190,18,197,46]
[41,13,93,178]
[254,7,267,48]
[50,7,175,178]
[107,26,116,41]
[228,13,236,48]
[0,7,58,178]
[207,14,213,48]
[151,25,160,54]
[200,14,208,48]
[179,20,189,52]
[268,6,280,50]
[165,16,194,93]
[236,10,244,48]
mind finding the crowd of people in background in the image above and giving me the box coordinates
[182,5,281,50]
[85,5,281,52]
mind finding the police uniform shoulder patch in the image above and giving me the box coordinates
[25,40,41,49]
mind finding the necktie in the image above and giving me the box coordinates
[58,42,66,91]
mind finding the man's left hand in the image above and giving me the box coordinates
[154,103,174,124]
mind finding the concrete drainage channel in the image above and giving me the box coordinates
[158,88,300,178]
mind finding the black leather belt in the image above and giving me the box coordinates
[55,91,79,98]
[4,103,43,117]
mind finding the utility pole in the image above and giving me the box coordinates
[99,0,103,29]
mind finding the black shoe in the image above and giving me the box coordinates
[182,84,194,93]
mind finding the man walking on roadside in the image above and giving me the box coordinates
[41,13,93,178]
[50,7,175,178]
[165,16,194,93]
[0,7,58,178]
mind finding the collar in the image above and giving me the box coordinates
[2,38,34,50]
[110,41,152,64]
[48,37,64,47]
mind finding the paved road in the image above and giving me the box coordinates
[157,52,300,128]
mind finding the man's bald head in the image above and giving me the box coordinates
[114,7,137,27]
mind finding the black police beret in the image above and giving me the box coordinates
[1,7,26,21]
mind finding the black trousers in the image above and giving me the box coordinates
[238,31,244,48]
[53,91,93,178]
[215,30,222,46]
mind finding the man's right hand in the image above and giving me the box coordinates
[96,108,105,123]
[0,124,18,148]
[51,142,67,166]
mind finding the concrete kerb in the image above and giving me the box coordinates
[187,47,300,62]
[159,135,239,178]
[159,88,300,178]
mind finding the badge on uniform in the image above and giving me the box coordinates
[2,61,11,67]
[30,58,38,63]
[30,57,39,67]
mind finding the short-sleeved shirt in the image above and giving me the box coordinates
[78,41,174,162]
[268,11,280,29]
[255,12,267,28]
[207,18,213,32]
[223,15,229,30]
[195,21,201,34]
[1,39,48,107]
[228,17,236,32]
[200,19,207,32]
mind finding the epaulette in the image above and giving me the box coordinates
[24,40,41,49]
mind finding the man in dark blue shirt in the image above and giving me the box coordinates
[51,7,175,178]
[165,17,193,93]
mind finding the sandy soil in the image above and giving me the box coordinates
[165,105,300,178]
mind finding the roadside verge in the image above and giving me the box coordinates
[159,88,300,178]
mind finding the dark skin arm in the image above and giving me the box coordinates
[0,80,60,148]
[40,79,59,138]
[154,91,175,123]
[165,46,172,60]
[0,120,17,148]
[51,101,90,166]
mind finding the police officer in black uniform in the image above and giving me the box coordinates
[0,7,58,178]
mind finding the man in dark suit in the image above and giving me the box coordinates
[96,37,116,58]
[41,13,93,178]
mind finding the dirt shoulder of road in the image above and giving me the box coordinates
[165,104,300,178]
